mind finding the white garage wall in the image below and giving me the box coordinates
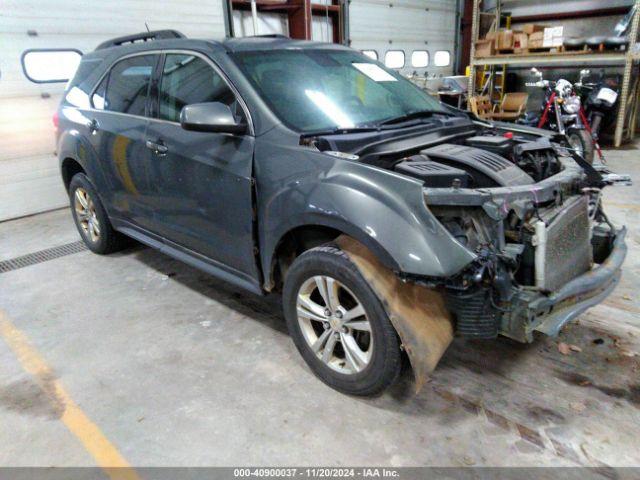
[348,0,457,76]
[0,0,226,221]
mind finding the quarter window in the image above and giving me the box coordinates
[104,55,156,116]
[384,50,405,69]
[159,54,241,123]
[411,50,429,68]
[434,50,451,67]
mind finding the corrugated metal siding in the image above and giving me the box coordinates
[349,0,456,75]
[0,0,226,221]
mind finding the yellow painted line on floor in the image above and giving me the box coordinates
[606,202,640,212]
[0,310,140,480]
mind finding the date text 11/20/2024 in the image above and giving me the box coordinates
[233,468,400,477]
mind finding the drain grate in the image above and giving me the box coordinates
[0,241,87,273]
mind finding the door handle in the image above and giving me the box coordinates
[146,140,168,155]
[87,119,99,134]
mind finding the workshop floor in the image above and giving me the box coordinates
[1,144,639,470]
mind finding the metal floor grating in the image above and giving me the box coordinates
[0,241,87,273]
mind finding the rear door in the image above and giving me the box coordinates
[144,52,259,281]
[87,53,159,231]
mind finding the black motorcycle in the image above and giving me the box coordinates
[576,69,621,148]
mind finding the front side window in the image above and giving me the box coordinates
[232,49,444,133]
[158,54,240,123]
[104,55,156,116]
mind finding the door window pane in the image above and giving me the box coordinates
[104,55,155,116]
[384,50,405,69]
[411,50,429,68]
[434,50,451,67]
[159,54,239,123]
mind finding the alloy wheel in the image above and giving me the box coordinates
[74,187,100,243]
[296,275,373,374]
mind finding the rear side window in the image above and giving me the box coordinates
[104,55,156,116]
[158,54,240,123]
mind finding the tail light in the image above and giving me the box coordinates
[52,111,60,129]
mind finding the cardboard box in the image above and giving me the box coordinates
[521,24,546,34]
[529,31,544,49]
[514,32,529,52]
[475,39,495,57]
[543,26,564,47]
[496,30,515,50]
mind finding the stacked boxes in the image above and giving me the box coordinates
[475,24,561,57]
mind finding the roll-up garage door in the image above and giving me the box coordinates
[348,0,456,76]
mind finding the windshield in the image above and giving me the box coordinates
[232,49,446,133]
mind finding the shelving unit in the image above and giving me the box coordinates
[467,0,640,147]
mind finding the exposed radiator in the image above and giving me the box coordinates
[533,196,592,292]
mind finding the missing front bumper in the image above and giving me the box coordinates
[507,227,627,342]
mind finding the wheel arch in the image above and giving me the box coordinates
[61,157,86,192]
[265,220,400,292]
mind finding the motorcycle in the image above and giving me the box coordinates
[519,68,595,164]
[575,69,621,150]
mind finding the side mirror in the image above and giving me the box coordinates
[180,102,247,134]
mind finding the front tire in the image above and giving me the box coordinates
[283,244,402,396]
[69,173,126,254]
[567,129,595,165]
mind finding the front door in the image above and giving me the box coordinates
[145,52,259,282]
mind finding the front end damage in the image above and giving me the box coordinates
[424,154,627,343]
[312,119,627,389]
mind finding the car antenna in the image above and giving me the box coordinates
[145,22,150,33]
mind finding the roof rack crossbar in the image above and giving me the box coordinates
[95,30,186,50]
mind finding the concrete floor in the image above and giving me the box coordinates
[0,145,639,469]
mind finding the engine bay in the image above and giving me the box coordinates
[392,134,562,188]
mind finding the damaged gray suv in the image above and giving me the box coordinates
[57,31,627,396]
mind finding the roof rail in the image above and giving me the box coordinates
[95,30,186,50]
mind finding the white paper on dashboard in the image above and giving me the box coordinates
[352,63,397,82]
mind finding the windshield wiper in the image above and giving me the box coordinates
[377,109,454,127]
[301,126,379,137]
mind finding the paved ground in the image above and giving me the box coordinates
[0,145,639,471]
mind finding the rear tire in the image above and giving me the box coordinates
[283,244,402,396]
[69,173,127,254]
[568,129,595,165]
